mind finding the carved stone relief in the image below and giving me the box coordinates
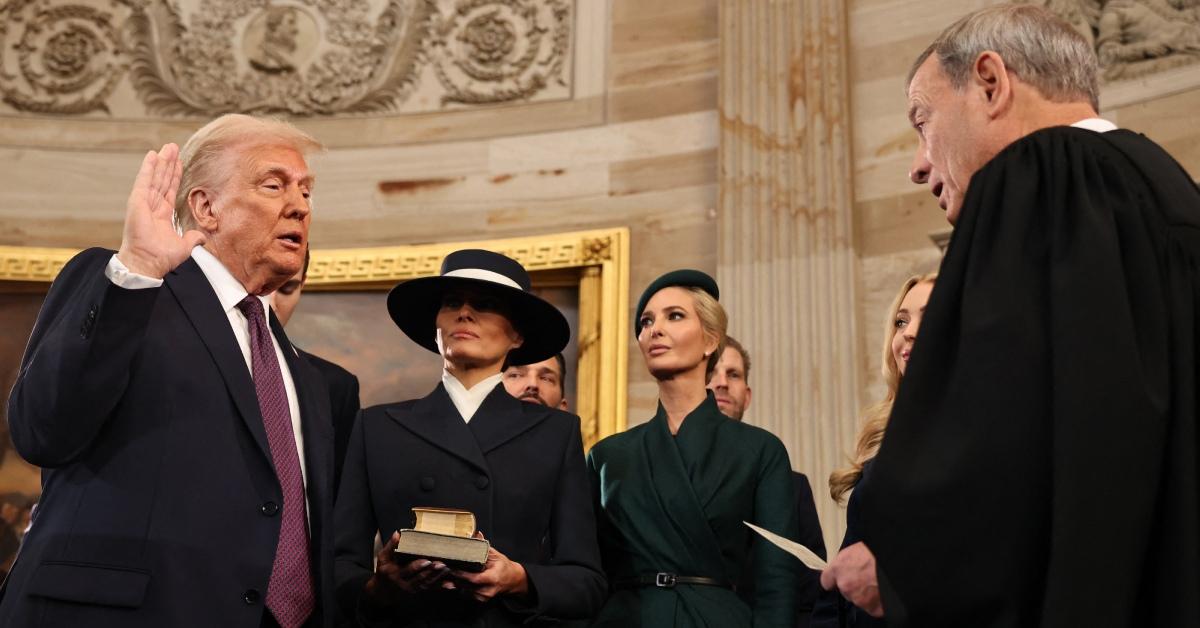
[430,0,571,105]
[0,0,137,114]
[1043,0,1200,81]
[0,0,574,117]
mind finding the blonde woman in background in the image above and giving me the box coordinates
[811,272,936,628]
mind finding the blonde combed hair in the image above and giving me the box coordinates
[687,287,728,374]
[829,272,937,504]
[173,114,323,232]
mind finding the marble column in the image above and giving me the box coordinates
[717,0,859,550]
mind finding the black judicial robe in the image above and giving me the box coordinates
[856,127,1200,627]
[587,395,800,628]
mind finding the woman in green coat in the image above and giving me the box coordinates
[587,270,800,628]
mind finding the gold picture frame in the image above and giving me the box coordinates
[0,227,631,449]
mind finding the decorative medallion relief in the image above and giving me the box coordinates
[1044,0,1200,81]
[0,1,136,114]
[0,0,574,117]
[430,0,570,105]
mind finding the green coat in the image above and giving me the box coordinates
[586,395,800,628]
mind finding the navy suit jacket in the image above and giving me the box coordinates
[298,349,360,496]
[334,383,606,627]
[0,248,336,628]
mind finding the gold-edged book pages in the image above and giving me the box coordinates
[413,507,476,538]
[396,508,489,572]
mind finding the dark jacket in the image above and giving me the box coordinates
[334,383,606,627]
[0,248,337,628]
[811,461,884,628]
[587,395,800,628]
[299,349,361,496]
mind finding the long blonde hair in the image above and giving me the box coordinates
[829,272,937,504]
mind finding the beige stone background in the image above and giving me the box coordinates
[2,0,1199,552]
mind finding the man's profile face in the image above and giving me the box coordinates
[271,267,305,326]
[707,346,751,421]
[907,56,998,225]
[503,357,567,410]
[208,144,312,292]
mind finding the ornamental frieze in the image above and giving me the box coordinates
[1043,0,1200,81]
[0,0,573,117]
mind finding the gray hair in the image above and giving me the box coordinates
[174,114,323,232]
[907,3,1099,111]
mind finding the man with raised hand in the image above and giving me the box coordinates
[0,115,336,628]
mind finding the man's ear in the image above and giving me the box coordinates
[744,386,752,412]
[558,399,568,411]
[189,188,218,231]
[972,50,1013,119]
[509,332,525,351]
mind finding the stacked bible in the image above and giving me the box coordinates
[395,507,490,572]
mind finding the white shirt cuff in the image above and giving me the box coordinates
[105,254,164,289]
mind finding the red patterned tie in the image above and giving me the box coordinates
[237,296,314,628]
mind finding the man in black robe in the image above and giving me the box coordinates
[820,4,1200,627]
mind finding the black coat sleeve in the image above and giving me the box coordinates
[517,418,607,620]
[792,473,825,628]
[8,248,161,467]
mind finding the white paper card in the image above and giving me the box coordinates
[744,521,828,570]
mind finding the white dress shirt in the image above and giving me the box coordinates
[442,371,504,423]
[105,250,309,494]
[1070,117,1118,133]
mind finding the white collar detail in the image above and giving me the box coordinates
[1070,118,1118,133]
[442,371,504,423]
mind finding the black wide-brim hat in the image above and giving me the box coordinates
[387,249,570,366]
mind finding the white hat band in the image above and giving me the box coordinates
[443,268,523,291]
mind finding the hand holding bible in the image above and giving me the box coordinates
[365,531,451,605]
[451,532,529,603]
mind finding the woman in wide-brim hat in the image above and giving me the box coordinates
[586,269,800,628]
[334,249,606,627]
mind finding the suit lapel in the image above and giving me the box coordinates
[386,384,489,473]
[467,385,552,454]
[165,258,271,463]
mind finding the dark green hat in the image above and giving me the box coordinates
[634,269,720,335]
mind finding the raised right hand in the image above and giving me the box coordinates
[364,532,451,606]
[115,144,206,279]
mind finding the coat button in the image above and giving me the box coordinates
[243,589,260,604]
[475,475,489,489]
[419,476,435,491]
[260,501,279,516]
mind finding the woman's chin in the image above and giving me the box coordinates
[444,351,504,370]
[646,361,701,381]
